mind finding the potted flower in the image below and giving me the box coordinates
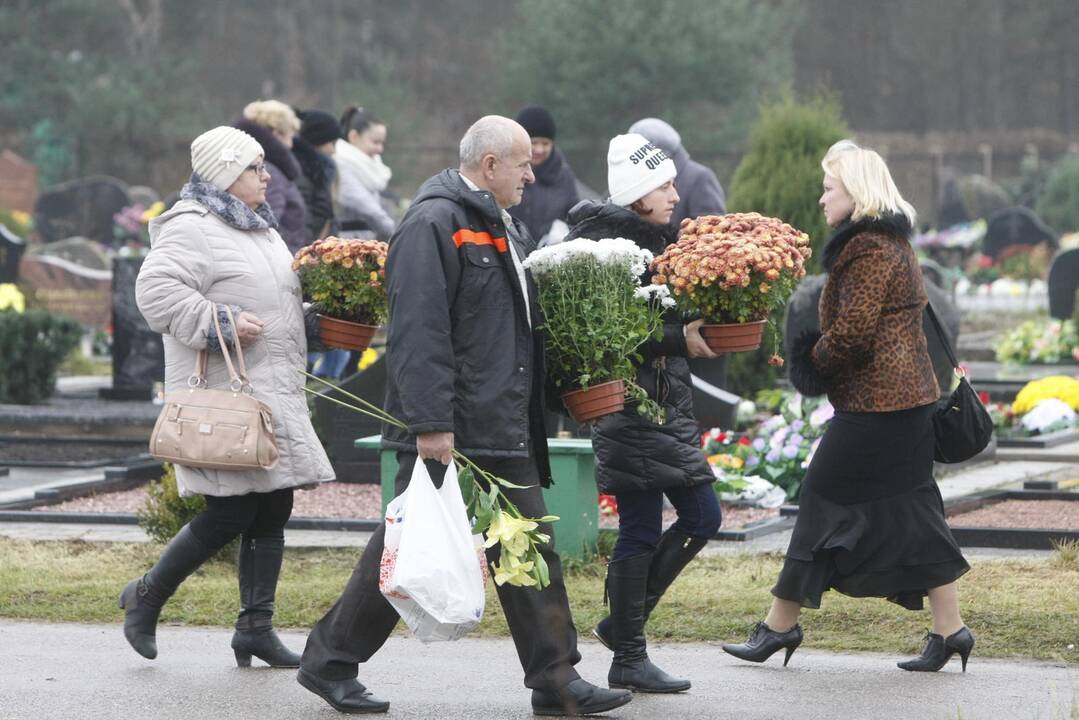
[522,237,669,424]
[292,237,388,352]
[651,212,812,357]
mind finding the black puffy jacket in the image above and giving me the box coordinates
[381,170,551,485]
[564,201,714,494]
[292,137,337,241]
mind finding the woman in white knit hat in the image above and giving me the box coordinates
[123,126,334,668]
[563,133,720,693]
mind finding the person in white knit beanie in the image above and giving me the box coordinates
[190,125,264,192]
[606,132,676,207]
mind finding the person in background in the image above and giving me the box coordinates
[294,109,340,241]
[125,126,334,668]
[509,105,580,247]
[563,133,720,693]
[233,100,309,254]
[628,118,726,227]
[334,106,396,240]
[722,140,973,673]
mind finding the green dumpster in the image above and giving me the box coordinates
[354,436,599,558]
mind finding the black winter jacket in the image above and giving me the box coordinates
[292,137,337,241]
[381,170,552,485]
[565,201,714,494]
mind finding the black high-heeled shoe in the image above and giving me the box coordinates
[722,621,804,666]
[897,627,975,672]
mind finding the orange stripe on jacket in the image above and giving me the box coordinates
[452,228,508,253]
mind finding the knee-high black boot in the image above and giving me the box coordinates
[231,536,301,668]
[594,529,708,650]
[606,553,691,693]
[119,525,213,659]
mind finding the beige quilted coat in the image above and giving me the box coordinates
[136,199,334,497]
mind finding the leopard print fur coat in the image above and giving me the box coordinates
[789,214,940,412]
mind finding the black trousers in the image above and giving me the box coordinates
[187,487,294,552]
[301,452,582,690]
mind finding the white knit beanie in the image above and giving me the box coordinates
[190,126,264,191]
[607,133,676,207]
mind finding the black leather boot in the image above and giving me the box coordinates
[531,678,632,716]
[119,525,212,659]
[296,668,390,713]
[897,627,975,672]
[594,528,708,650]
[721,621,804,666]
[231,535,301,668]
[606,553,691,693]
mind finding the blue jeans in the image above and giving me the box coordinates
[611,483,721,561]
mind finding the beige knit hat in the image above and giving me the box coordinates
[607,133,676,207]
[190,126,264,191]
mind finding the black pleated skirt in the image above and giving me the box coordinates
[772,402,970,611]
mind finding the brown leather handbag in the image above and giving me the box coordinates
[149,306,279,470]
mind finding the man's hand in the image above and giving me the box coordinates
[234,311,264,346]
[416,431,454,465]
[685,319,720,359]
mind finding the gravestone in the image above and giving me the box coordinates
[0,224,26,283]
[983,207,1058,260]
[100,257,164,401]
[1048,248,1079,320]
[311,358,386,483]
[32,237,110,270]
[937,175,970,229]
[33,175,130,246]
[784,273,960,394]
[17,253,111,328]
[0,150,38,213]
[957,174,1010,222]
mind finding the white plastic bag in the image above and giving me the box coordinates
[379,460,488,642]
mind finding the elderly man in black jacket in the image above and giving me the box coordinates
[296,115,632,717]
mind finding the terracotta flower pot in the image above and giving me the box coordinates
[318,315,378,352]
[699,320,767,353]
[561,379,626,424]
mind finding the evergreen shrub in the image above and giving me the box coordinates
[0,309,81,404]
[1035,155,1079,234]
[137,464,206,545]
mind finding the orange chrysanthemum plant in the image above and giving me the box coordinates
[651,213,812,363]
[292,237,388,352]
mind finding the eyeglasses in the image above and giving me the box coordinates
[244,162,269,177]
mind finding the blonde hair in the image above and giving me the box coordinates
[821,139,916,226]
[242,99,300,135]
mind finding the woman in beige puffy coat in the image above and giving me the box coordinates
[121,126,334,668]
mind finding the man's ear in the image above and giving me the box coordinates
[481,153,498,178]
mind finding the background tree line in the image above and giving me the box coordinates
[1,0,1075,207]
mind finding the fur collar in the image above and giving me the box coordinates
[821,213,912,271]
[293,136,336,187]
[565,200,677,255]
[231,118,301,181]
[180,174,278,231]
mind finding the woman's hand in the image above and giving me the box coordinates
[685,319,720,359]
[234,311,265,346]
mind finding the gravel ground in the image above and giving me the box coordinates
[948,499,1079,529]
[33,482,779,529]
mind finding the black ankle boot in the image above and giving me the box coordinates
[593,529,708,650]
[231,535,301,667]
[119,525,211,660]
[722,621,803,666]
[897,627,975,672]
[606,553,691,693]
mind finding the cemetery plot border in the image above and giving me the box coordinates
[944,489,1079,550]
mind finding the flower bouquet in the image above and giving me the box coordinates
[651,213,811,360]
[292,237,388,352]
[522,237,671,423]
[995,319,1079,364]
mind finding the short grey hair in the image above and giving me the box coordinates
[459,115,519,169]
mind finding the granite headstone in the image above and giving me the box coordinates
[17,253,111,328]
[311,358,386,483]
[33,175,131,246]
[784,273,960,394]
[100,257,164,401]
[0,224,26,283]
[983,206,1058,260]
[1048,248,1079,321]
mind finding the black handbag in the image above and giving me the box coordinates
[925,303,993,463]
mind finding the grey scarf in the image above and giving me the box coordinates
[181,173,278,231]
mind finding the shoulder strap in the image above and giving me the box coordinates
[924,301,959,371]
[191,306,251,390]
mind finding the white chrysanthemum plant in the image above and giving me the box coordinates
[523,237,671,422]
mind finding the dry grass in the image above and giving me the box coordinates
[0,539,1076,663]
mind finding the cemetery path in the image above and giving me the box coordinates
[1,621,1075,720]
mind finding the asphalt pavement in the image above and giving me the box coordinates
[1,621,1076,720]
